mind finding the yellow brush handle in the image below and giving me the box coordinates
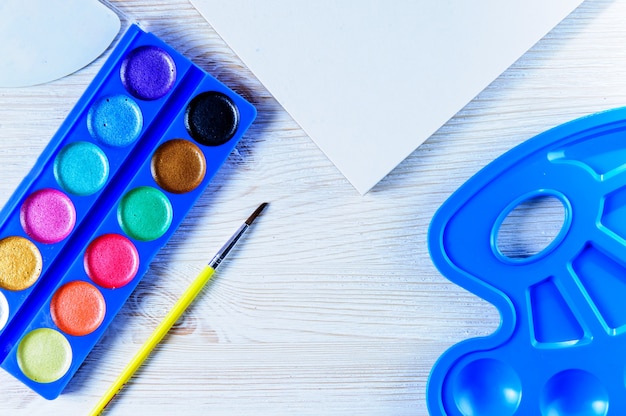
[89,265,216,416]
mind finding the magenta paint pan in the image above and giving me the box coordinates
[0,24,256,399]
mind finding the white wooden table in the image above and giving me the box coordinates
[0,0,623,414]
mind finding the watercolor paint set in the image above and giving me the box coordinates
[427,107,626,414]
[0,23,256,399]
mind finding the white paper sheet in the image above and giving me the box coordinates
[191,0,583,194]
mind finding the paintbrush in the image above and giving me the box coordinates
[90,202,268,415]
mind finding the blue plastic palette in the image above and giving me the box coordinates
[426,107,626,415]
[0,24,256,399]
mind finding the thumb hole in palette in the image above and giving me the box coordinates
[494,193,567,262]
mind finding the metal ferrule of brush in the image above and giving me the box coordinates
[208,223,249,270]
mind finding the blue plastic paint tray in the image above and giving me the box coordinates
[0,23,256,399]
[427,107,626,415]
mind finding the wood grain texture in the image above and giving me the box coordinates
[0,0,623,414]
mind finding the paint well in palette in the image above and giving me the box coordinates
[151,139,206,194]
[84,234,139,289]
[17,328,72,383]
[117,186,173,241]
[54,141,109,196]
[50,281,105,336]
[121,45,176,101]
[0,292,8,331]
[0,236,42,291]
[87,95,143,147]
[185,91,239,146]
[20,188,76,244]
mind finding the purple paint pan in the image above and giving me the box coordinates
[120,45,176,100]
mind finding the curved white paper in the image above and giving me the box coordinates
[0,0,120,87]
[191,0,583,194]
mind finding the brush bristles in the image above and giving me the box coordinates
[245,202,268,225]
